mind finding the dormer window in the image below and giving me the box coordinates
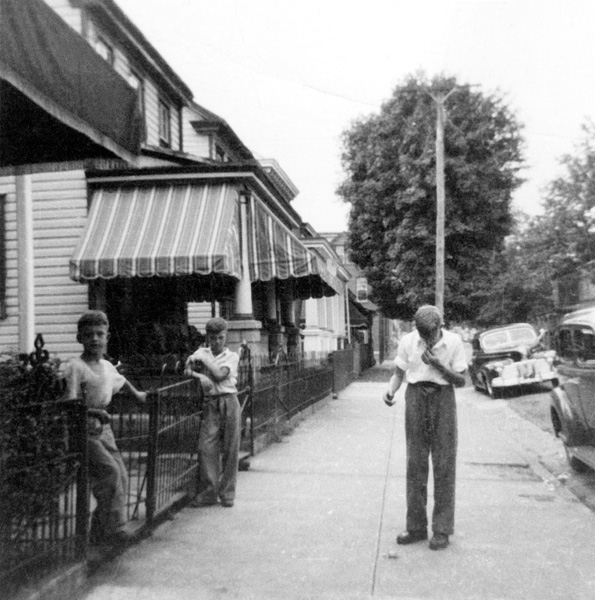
[95,36,114,65]
[215,145,227,162]
[158,99,171,147]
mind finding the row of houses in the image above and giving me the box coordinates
[0,0,381,366]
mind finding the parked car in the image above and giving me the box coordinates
[551,307,595,472]
[469,323,557,399]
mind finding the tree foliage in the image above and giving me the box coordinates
[338,73,525,322]
[479,121,595,324]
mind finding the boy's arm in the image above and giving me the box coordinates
[384,366,405,406]
[122,379,147,403]
[191,349,234,383]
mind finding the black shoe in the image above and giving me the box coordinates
[189,494,218,507]
[429,533,449,550]
[107,528,135,547]
[396,530,428,545]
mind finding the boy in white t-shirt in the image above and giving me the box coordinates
[185,317,240,508]
[63,310,146,546]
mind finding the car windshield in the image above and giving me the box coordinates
[480,325,537,352]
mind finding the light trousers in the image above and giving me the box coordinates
[197,393,241,502]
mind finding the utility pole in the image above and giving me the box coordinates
[430,87,456,317]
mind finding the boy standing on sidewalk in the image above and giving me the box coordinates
[63,310,147,546]
[185,317,240,508]
[383,305,466,551]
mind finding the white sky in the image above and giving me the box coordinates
[116,0,595,232]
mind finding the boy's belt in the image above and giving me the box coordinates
[409,381,447,394]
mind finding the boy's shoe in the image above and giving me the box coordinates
[429,533,449,551]
[109,528,135,547]
[396,530,428,545]
[189,494,218,507]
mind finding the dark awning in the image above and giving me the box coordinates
[0,0,142,166]
[70,183,241,281]
[248,195,341,298]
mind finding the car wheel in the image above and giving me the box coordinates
[564,444,590,473]
[486,378,498,399]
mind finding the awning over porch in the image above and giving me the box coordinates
[0,0,142,166]
[248,196,342,298]
[70,183,241,281]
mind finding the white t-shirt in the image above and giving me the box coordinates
[63,356,126,408]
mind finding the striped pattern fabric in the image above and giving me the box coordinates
[248,196,341,296]
[69,183,241,281]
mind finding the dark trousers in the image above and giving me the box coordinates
[405,382,457,535]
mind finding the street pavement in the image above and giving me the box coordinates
[81,362,595,600]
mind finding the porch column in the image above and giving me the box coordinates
[16,173,35,353]
[228,190,262,352]
[233,190,254,319]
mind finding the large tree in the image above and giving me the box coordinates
[338,73,525,322]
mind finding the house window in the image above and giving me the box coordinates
[356,277,369,302]
[95,36,114,65]
[215,145,227,162]
[158,99,171,147]
[0,195,6,320]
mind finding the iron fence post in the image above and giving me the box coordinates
[145,390,159,527]
[74,399,89,559]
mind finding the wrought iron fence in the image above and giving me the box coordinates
[0,338,88,597]
[0,338,345,598]
[109,377,203,530]
[248,350,333,442]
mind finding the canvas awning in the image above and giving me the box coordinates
[248,196,341,298]
[70,179,341,300]
[70,183,241,281]
[0,0,142,166]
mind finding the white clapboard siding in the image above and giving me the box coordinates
[0,171,90,360]
[187,302,216,334]
[144,82,160,148]
[42,0,84,34]
[182,109,211,159]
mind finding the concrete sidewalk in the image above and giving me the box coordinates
[83,365,595,600]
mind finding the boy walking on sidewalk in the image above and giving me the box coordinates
[185,317,240,508]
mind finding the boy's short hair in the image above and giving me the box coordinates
[414,305,442,334]
[205,317,228,335]
[77,310,109,333]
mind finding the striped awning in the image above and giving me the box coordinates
[248,196,341,298]
[70,183,241,281]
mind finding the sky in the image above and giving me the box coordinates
[116,0,595,232]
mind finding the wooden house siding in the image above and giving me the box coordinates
[182,109,211,159]
[0,171,89,359]
[144,83,160,148]
[42,0,84,33]
[188,302,215,333]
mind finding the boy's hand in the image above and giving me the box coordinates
[88,408,110,424]
[383,391,395,406]
[137,391,147,403]
[195,373,214,395]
